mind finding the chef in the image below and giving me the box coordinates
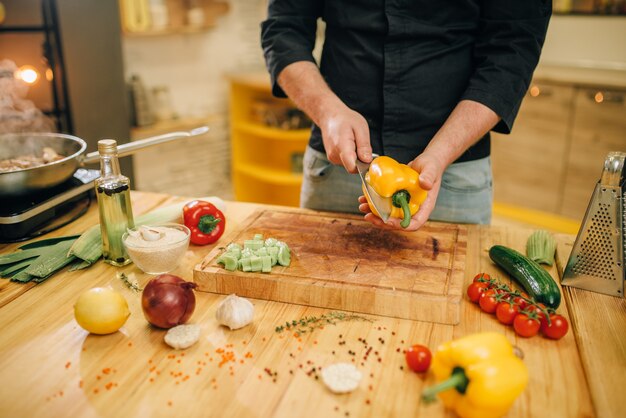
[261,0,551,230]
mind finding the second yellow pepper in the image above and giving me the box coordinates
[363,156,427,228]
[422,332,528,418]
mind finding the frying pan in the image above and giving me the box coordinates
[0,126,209,196]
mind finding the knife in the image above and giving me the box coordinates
[355,154,393,222]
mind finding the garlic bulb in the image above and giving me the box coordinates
[215,294,254,330]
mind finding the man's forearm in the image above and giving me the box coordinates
[277,61,346,126]
[422,100,500,166]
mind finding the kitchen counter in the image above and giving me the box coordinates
[0,191,624,418]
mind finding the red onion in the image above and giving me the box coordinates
[141,274,197,329]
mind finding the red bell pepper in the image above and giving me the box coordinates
[182,200,226,245]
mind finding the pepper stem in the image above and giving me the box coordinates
[198,215,221,234]
[421,367,469,403]
[392,190,411,228]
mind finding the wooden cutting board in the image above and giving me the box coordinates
[193,208,467,324]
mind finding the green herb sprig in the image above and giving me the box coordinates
[118,272,142,293]
[275,311,373,335]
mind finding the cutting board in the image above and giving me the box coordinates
[193,208,467,324]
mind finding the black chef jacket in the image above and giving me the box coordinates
[261,0,551,164]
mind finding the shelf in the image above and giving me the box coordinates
[233,163,302,187]
[0,26,47,32]
[123,24,216,37]
[235,122,309,142]
[227,72,273,92]
[120,0,229,38]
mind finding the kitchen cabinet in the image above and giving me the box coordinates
[561,87,626,219]
[491,75,626,222]
[229,73,310,206]
[491,83,575,214]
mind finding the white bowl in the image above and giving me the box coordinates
[122,223,190,274]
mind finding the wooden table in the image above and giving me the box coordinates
[0,191,624,418]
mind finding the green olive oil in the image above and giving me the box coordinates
[95,140,135,266]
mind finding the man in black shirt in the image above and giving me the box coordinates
[261,1,551,230]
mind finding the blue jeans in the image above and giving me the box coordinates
[300,146,492,224]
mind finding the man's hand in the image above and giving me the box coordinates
[277,62,372,173]
[358,99,500,231]
[358,151,445,231]
[319,105,371,173]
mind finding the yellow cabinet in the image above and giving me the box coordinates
[229,73,310,206]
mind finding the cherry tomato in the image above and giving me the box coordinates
[513,313,540,338]
[478,289,500,314]
[405,344,432,373]
[511,295,528,310]
[496,301,520,325]
[473,272,491,283]
[467,282,489,303]
[528,303,548,323]
[541,314,569,340]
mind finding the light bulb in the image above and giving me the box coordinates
[529,85,540,97]
[17,66,39,84]
[594,92,604,104]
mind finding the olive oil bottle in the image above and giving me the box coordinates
[95,139,135,266]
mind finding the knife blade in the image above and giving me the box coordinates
[355,155,393,222]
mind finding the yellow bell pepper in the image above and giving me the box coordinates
[422,332,528,418]
[363,156,427,228]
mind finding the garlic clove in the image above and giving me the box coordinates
[139,226,163,241]
[321,363,362,394]
[215,294,254,330]
[164,324,201,349]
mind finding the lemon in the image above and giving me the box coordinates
[74,287,130,335]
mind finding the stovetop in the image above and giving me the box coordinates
[0,169,101,242]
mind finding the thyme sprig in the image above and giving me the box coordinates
[118,272,142,293]
[275,311,373,335]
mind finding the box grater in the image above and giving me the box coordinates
[562,151,626,297]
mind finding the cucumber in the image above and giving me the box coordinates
[218,235,290,273]
[526,230,557,266]
[489,245,561,309]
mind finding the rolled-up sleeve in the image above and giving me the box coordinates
[461,0,551,133]
[260,0,323,98]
